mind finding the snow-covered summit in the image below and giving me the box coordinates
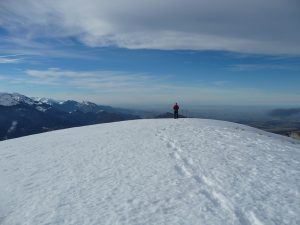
[81,100,96,106]
[0,93,67,108]
[0,119,299,225]
[0,92,36,106]
[31,97,64,105]
[1,93,103,114]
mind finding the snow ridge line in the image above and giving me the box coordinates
[156,127,264,225]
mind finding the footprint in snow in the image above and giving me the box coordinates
[182,157,193,166]
[174,165,192,177]
[167,141,183,152]
[169,152,181,160]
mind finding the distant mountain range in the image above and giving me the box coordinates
[269,108,300,120]
[0,93,142,141]
[1,93,299,141]
[237,108,300,138]
[155,112,185,119]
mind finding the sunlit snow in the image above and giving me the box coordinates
[0,119,299,225]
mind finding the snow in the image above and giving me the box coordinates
[0,93,35,106]
[81,101,93,105]
[35,106,48,112]
[7,121,18,134]
[0,93,21,106]
[0,119,299,225]
[31,97,63,105]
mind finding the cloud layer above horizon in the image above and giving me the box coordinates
[0,0,300,108]
[1,0,299,55]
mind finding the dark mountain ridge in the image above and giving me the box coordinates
[155,112,186,119]
[0,93,140,141]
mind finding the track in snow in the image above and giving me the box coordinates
[0,119,299,225]
[156,125,263,225]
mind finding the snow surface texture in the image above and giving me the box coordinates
[0,119,299,225]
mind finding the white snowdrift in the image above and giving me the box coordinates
[0,119,299,225]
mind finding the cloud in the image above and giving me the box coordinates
[0,0,299,55]
[0,55,23,63]
[213,80,230,87]
[229,64,300,71]
[1,68,299,107]
[0,36,99,60]
[1,68,167,92]
[0,58,20,64]
[24,68,157,91]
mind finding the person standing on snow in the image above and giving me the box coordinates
[173,103,179,119]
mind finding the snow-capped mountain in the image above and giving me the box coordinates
[0,119,299,225]
[49,100,102,113]
[0,92,36,106]
[0,93,52,113]
[31,97,65,106]
[0,93,140,140]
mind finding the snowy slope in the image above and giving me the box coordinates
[0,119,299,225]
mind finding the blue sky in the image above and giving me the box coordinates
[0,0,299,109]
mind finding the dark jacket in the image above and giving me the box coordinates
[173,104,179,111]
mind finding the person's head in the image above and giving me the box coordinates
[175,102,178,105]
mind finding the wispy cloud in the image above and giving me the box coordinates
[24,68,158,91]
[213,80,231,87]
[0,0,299,55]
[0,58,20,64]
[229,64,300,71]
[1,68,299,107]
[0,54,24,63]
[0,36,99,60]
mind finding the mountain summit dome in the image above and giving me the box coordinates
[0,119,299,225]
